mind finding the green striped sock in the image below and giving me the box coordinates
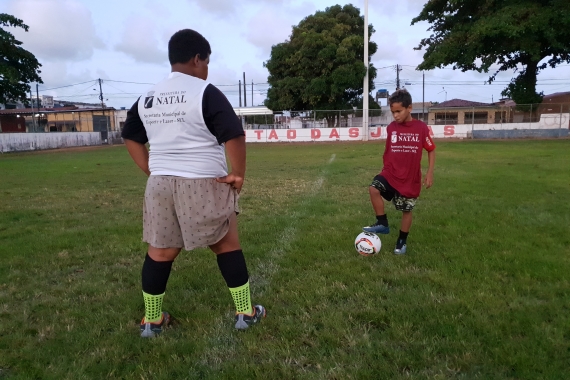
[229,281,253,314]
[143,291,164,323]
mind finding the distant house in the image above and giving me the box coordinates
[426,92,570,125]
[0,107,117,133]
[428,99,498,125]
[538,92,570,115]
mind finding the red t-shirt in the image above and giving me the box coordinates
[380,119,436,198]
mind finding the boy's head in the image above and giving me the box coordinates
[168,29,211,80]
[389,89,413,123]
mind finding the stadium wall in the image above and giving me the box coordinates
[245,125,472,142]
[0,132,122,153]
[244,114,569,142]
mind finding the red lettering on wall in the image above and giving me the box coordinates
[268,130,278,140]
[254,130,263,140]
[329,128,340,139]
[444,125,455,136]
[311,129,321,139]
[349,128,360,138]
[427,126,434,137]
[287,129,297,139]
[370,127,382,138]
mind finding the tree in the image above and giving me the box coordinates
[412,0,570,105]
[0,13,42,105]
[264,4,379,126]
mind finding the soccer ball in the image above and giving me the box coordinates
[354,232,382,256]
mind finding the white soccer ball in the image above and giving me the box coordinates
[354,232,382,256]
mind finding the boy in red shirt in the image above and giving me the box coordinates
[363,89,436,254]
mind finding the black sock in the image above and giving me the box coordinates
[142,254,173,295]
[376,214,388,226]
[398,230,409,243]
[216,249,249,288]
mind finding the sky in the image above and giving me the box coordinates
[5,0,570,110]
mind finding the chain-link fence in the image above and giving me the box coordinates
[17,111,119,134]
[242,103,570,130]
[244,109,386,130]
[428,103,570,128]
[4,103,569,135]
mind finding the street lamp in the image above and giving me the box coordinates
[363,0,369,141]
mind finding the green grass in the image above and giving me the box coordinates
[0,140,569,379]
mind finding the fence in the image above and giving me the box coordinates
[242,103,570,131]
[1,103,568,151]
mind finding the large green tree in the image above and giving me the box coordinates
[264,4,379,120]
[0,13,42,105]
[412,0,570,105]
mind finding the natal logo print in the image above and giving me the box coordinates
[391,131,398,143]
[144,91,155,109]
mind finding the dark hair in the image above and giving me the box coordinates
[388,89,412,108]
[168,29,211,65]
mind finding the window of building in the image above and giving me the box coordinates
[434,112,458,125]
[465,112,488,124]
[494,111,508,123]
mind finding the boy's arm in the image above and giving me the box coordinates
[216,135,246,193]
[124,139,150,176]
[424,149,435,188]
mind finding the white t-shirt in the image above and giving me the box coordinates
[122,72,244,179]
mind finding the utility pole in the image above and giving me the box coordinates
[239,80,242,107]
[98,78,109,142]
[396,64,402,90]
[98,78,104,109]
[422,71,425,122]
[243,72,247,107]
[30,88,36,132]
[251,80,253,107]
[36,83,40,110]
[36,84,41,132]
[363,0,369,141]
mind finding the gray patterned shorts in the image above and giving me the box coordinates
[370,175,417,212]
[143,175,239,250]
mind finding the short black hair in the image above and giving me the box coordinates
[168,29,211,65]
[389,89,412,108]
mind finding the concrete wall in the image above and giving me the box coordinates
[472,129,569,139]
[0,132,122,153]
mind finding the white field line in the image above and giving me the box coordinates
[253,152,336,295]
[199,153,336,368]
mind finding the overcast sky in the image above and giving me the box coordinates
[5,0,570,109]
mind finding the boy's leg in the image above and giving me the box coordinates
[369,185,386,216]
[401,211,412,233]
[140,246,180,337]
[140,175,183,337]
[393,195,416,255]
[363,176,392,234]
[210,213,266,330]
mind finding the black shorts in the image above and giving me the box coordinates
[370,175,417,212]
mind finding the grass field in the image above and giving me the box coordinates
[0,140,569,379]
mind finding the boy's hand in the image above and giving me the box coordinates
[216,173,244,193]
[424,172,434,189]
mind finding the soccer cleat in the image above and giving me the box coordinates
[140,311,171,338]
[362,222,390,234]
[394,240,407,255]
[235,305,266,330]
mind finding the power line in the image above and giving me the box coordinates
[105,79,155,85]
[38,80,98,92]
